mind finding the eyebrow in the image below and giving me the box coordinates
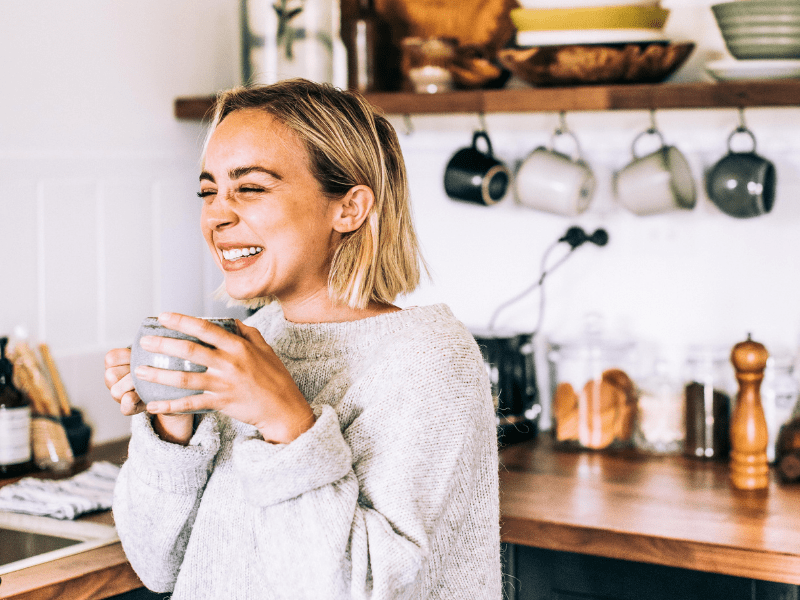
[199,165,282,183]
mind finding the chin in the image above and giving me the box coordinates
[212,283,274,309]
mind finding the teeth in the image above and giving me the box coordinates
[222,247,263,261]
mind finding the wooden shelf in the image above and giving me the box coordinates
[175,80,800,120]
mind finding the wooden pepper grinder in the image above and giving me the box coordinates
[729,334,769,490]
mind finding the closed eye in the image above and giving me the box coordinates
[197,190,216,198]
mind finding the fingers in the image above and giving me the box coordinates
[120,390,146,415]
[134,364,208,392]
[110,372,137,402]
[157,312,240,350]
[146,393,209,415]
[139,334,216,368]
[105,347,132,369]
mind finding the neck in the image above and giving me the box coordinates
[279,288,399,324]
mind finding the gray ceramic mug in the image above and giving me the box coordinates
[613,128,696,216]
[130,317,238,413]
[706,127,776,219]
[514,128,596,216]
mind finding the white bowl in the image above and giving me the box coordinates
[517,28,667,46]
[713,1,800,58]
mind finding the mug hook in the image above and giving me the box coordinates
[472,130,494,157]
[631,116,666,160]
[402,114,414,137]
[726,107,757,153]
[477,112,488,134]
[550,111,583,160]
[648,109,658,134]
[557,111,569,135]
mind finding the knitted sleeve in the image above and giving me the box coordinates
[231,330,498,599]
[112,412,221,593]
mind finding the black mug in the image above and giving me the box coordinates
[444,131,510,206]
[706,127,776,219]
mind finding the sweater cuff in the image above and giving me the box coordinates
[232,405,353,507]
[126,411,220,495]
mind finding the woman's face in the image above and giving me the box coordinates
[199,108,341,305]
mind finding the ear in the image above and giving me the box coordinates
[331,185,375,234]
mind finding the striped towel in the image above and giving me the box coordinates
[0,461,120,520]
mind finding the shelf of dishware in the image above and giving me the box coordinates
[175,80,800,120]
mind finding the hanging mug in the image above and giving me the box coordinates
[514,128,596,217]
[613,128,696,216]
[444,130,511,206]
[706,126,776,219]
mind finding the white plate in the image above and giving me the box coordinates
[517,28,667,47]
[705,58,800,80]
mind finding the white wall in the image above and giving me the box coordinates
[1,0,797,441]
[0,1,246,443]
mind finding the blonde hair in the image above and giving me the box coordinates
[207,79,426,310]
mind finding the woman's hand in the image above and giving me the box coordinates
[134,313,315,444]
[104,347,145,416]
[104,347,195,444]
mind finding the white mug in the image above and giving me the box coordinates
[613,129,696,216]
[514,130,596,217]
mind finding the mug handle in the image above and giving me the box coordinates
[727,126,757,154]
[472,130,494,157]
[550,128,583,161]
[631,128,666,159]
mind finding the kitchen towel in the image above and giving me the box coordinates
[0,461,120,520]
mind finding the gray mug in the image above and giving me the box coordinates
[613,128,696,216]
[706,127,776,219]
[130,317,238,412]
[514,128,596,217]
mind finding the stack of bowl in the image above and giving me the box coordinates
[498,1,695,86]
[707,0,800,81]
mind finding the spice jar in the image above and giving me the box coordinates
[683,346,734,460]
[548,316,638,450]
[635,359,684,454]
[401,37,457,94]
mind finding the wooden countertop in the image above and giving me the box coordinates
[5,432,800,597]
[0,438,142,600]
[499,434,800,585]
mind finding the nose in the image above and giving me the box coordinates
[203,194,238,230]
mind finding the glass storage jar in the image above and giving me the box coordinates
[683,345,734,460]
[548,316,638,450]
[761,352,800,463]
[634,359,684,454]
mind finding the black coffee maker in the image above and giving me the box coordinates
[472,331,540,446]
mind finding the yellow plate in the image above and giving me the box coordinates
[510,6,670,31]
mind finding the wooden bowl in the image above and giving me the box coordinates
[497,41,694,86]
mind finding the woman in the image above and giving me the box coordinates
[104,79,501,599]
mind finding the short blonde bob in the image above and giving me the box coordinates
[206,78,426,310]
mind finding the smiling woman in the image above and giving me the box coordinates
[104,79,501,600]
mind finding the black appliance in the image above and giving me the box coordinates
[473,331,541,446]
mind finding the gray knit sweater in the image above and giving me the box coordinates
[112,303,501,599]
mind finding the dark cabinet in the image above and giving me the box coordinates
[503,544,800,600]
